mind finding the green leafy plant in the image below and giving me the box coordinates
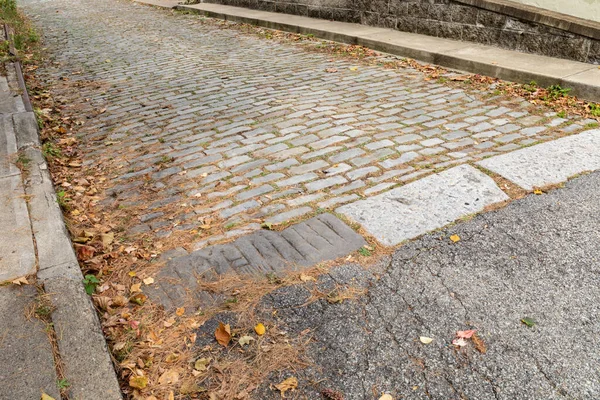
[83,274,100,295]
[589,103,600,118]
[358,247,372,257]
[42,142,61,159]
[544,84,571,100]
[56,190,68,209]
[557,110,567,118]
[57,379,70,390]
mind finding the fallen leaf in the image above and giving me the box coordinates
[142,277,154,285]
[274,377,298,397]
[127,271,136,277]
[472,333,487,353]
[349,66,358,71]
[158,369,179,385]
[261,222,274,230]
[299,273,316,282]
[456,329,476,339]
[130,283,142,293]
[180,379,204,395]
[11,276,29,285]
[176,307,185,316]
[533,189,543,195]
[165,353,179,363]
[74,244,95,260]
[450,234,461,243]
[168,391,175,400]
[129,293,147,306]
[255,323,266,336]
[100,232,114,247]
[452,338,468,347]
[200,224,211,230]
[419,336,433,344]
[379,395,393,400]
[215,322,231,346]
[238,335,255,346]
[128,375,148,389]
[521,317,536,327]
[41,393,56,400]
[194,357,211,371]
[325,68,338,73]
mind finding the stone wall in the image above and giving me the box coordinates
[198,0,600,64]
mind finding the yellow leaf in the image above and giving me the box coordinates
[533,189,543,195]
[128,375,148,389]
[238,335,255,346]
[200,224,211,230]
[158,369,179,385]
[274,377,298,397]
[142,277,154,285]
[128,271,136,277]
[41,394,56,400]
[176,307,185,316]
[165,353,179,363]
[379,394,394,400]
[349,66,358,71]
[254,323,266,336]
[168,391,175,400]
[130,283,142,293]
[194,357,211,371]
[215,322,231,346]
[419,336,433,344]
[299,273,316,282]
[450,234,461,243]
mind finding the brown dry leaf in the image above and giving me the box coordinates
[130,283,142,293]
[450,234,461,243]
[180,379,204,395]
[112,295,127,307]
[274,377,298,397]
[200,224,211,230]
[158,369,180,385]
[168,391,174,400]
[93,296,111,310]
[100,232,114,247]
[472,333,487,354]
[129,293,147,306]
[325,68,338,73]
[11,276,29,285]
[215,322,231,346]
[128,375,148,389]
[74,244,95,260]
[175,307,185,316]
[165,353,179,363]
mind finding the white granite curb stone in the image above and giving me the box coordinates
[336,164,509,246]
[477,129,600,191]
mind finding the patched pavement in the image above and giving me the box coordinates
[243,171,600,399]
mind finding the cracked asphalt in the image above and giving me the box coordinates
[251,171,600,399]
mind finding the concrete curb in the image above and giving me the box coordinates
[135,0,600,102]
[9,62,123,398]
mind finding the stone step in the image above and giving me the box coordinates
[146,213,366,309]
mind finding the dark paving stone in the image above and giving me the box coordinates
[147,213,366,309]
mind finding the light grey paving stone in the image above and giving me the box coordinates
[478,129,600,190]
[147,214,366,309]
[337,165,508,246]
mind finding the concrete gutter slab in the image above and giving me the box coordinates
[0,174,35,283]
[0,285,60,399]
[336,165,509,246]
[477,129,600,190]
[165,2,600,101]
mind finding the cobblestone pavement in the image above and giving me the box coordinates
[22,0,593,251]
